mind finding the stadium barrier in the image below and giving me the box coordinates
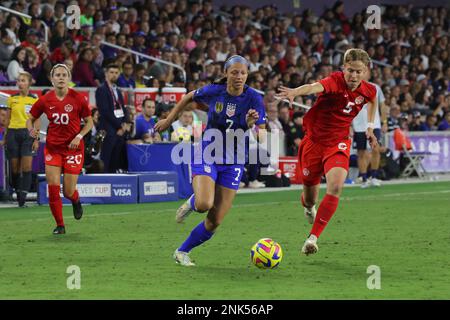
[386,131,450,173]
[126,143,193,198]
[279,156,302,184]
[0,145,5,191]
[37,172,178,205]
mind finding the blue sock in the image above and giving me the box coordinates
[371,170,379,179]
[188,194,197,212]
[367,170,373,178]
[178,221,214,253]
[359,172,367,182]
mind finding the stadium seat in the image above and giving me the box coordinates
[400,144,431,179]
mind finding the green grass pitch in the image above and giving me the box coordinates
[0,181,449,299]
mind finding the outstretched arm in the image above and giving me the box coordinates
[154,91,195,132]
[276,82,325,107]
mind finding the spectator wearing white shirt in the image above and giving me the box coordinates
[7,46,26,81]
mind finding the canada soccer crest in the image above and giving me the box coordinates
[355,96,364,105]
[226,103,236,117]
[215,101,223,113]
[64,104,73,112]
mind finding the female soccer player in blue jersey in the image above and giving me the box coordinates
[155,55,267,266]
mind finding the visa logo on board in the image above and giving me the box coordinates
[113,189,132,197]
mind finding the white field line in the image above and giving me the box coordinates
[2,190,449,223]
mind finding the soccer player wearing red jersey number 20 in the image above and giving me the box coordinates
[276,49,378,255]
[27,64,93,235]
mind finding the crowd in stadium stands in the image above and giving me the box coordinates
[0,0,449,175]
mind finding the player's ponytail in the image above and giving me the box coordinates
[213,76,227,85]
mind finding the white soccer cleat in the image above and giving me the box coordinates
[301,235,319,256]
[175,201,193,223]
[248,180,265,188]
[304,206,316,224]
[360,181,370,189]
[173,249,195,266]
[370,178,382,187]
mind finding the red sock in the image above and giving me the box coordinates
[310,194,340,238]
[48,185,64,227]
[65,190,79,203]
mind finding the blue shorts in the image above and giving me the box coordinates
[353,129,381,150]
[191,163,245,190]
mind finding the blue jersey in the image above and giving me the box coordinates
[135,114,157,139]
[193,83,266,164]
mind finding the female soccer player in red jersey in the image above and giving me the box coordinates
[27,64,93,234]
[276,48,378,255]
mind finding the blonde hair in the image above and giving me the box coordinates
[18,71,33,83]
[343,48,371,67]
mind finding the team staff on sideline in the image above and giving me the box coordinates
[96,64,131,173]
[4,71,38,207]
[276,48,378,255]
[352,69,387,188]
[27,64,93,234]
[155,55,266,267]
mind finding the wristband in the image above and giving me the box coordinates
[76,134,83,139]
[367,122,375,129]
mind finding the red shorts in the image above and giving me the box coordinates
[298,136,351,186]
[44,146,84,175]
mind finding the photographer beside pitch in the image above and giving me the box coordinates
[276,48,378,255]
[155,55,266,266]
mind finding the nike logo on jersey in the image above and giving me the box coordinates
[49,106,55,109]
[232,182,239,186]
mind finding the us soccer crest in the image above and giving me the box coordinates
[355,96,364,105]
[226,103,236,117]
[64,104,73,112]
[215,101,223,113]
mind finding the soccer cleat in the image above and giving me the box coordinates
[239,182,246,188]
[370,178,382,187]
[360,181,370,189]
[53,226,66,235]
[173,249,195,266]
[304,205,317,224]
[301,235,319,255]
[248,180,265,189]
[72,201,83,220]
[175,201,193,223]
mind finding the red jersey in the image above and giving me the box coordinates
[303,71,376,146]
[30,89,91,153]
